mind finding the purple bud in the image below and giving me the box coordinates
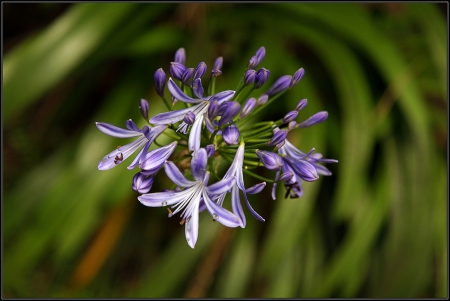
[208,100,219,118]
[245,182,266,194]
[247,55,258,69]
[183,111,195,125]
[279,171,294,182]
[132,173,154,194]
[139,99,149,120]
[169,62,187,81]
[282,111,298,124]
[192,78,204,98]
[290,68,305,88]
[140,142,178,174]
[212,57,223,77]
[284,156,319,182]
[257,94,269,105]
[217,101,241,127]
[126,119,140,131]
[265,75,292,97]
[288,121,297,131]
[205,144,216,158]
[254,68,270,89]
[295,99,307,111]
[193,62,207,80]
[240,97,257,119]
[174,48,186,64]
[244,69,256,86]
[256,150,284,171]
[181,68,195,86]
[255,46,266,64]
[274,141,285,151]
[267,129,287,146]
[154,68,166,98]
[296,111,328,128]
[222,124,240,145]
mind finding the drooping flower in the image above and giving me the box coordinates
[138,148,240,248]
[96,120,167,170]
[150,78,235,151]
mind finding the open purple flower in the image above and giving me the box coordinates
[216,144,266,227]
[138,148,240,248]
[96,120,167,170]
[150,77,235,151]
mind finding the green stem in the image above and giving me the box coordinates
[242,168,275,183]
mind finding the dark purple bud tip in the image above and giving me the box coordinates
[254,68,270,89]
[267,129,287,146]
[184,111,196,125]
[205,144,216,158]
[174,48,186,64]
[295,99,307,111]
[193,62,207,80]
[296,111,328,128]
[289,68,305,88]
[169,62,187,81]
[222,124,240,145]
[139,98,150,120]
[282,111,298,124]
[154,68,166,98]
[240,97,257,119]
[265,75,292,97]
[256,150,284,171]
[182,68,195,86]
[244,69,256,86]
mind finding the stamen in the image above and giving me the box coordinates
[180,218,186,225]
[167,207,173,217]
[114,153,124,164]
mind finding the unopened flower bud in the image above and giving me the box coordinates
[193,62,207,80]
[132,173,154,194]
[205,144,216,158]
[212,57,223,77]
[267,129,287,146]
[288,121,297,131]
[295,99,307,111]
[217,101,241,127]
[256,150,284,171]
[279,171,294,182]
[169,62,187,81]
[255,46,266,64]
[244,69,256,86]
[282,111,298,124]
[254,68,270,89]
[182,68,194,86]
[154,68,166,98]
[208,100,219,119]
[240,97,257,119]
[289,68,304,88]
[222,124,240,145]
[296,111,328,128]
[257,94,269,105]
[247,55,258,69]
[265,75,292,97]
[192,78,204,98]
[139,98,149,120]
[183,111,195,125]
[174,48,186,64]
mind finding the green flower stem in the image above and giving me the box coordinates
[160,96,171,110]
[161,129,182,140]
[242,168,275,183]
[207,76,216,96]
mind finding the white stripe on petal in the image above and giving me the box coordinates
[138,188,193,207]
[203,192,240,228]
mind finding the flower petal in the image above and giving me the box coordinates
[164,161,196,187]
[204,90,236,104]
[205,176,236,195]
[185,201,200,248]
[188,113,204,152]
[203,191,240,227]
[149,106,197,125]
[231,185,246,228]
[242,190,265,222]
[245,182,266,194]
[98,135,147,170]
[167,77,203,103]
[139,142,178,174]
[191,148,208,181]
[138,188,193,207]
[96,122,141,138]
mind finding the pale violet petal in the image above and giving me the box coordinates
[164,161,196,187]
[191,148,208,181]
[96,122,141,138]
[245,182,266,194]
[203,191,240,228]
[204,90,236,104]
[242,189,265,222]
[167,77,203,104]
[139,142,178,173]
[127,141,150,170]
[188,113,204,152]
[231,185,246,228]
[149,106,197,125]
[185,201,200,248]
[98,136,147,170]
[138,188,193,207]
[205,176,236,195]
[271,170,280,200]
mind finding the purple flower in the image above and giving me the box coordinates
[265,75,292,97]
[132,172,155,194]
[154,68,166,98]
[169,62,187,81]
[174,48,186,64]
[222,124,240,145]
[295,99,307,111]
[256,150,284,171]
[150,77,235,151]
[289,68,304,88]
[96,120,167,170]
[254,68,270,89]
[247,56,258,69]
[138,148,240,248]
[244,69,256,86]
[216,144,265,227]
[257,94,269,105]
[217,101,241,127]
[281,111,298,124]
[182,68,195,86]
[255,47,266,65]
[212,57,223,77]
[139,141,178,175]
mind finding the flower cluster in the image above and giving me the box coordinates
[96,47,337,248]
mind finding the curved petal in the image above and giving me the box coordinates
[188,113,204,152]
[138,188,193,207]
[313,164,332,176]
[168,77,203,103]
[205,176,236,195]
[271,170,280,200]
[149,106,197,125]
[185,201,200,248]
[96,122,141,138]
[203,191,240,228]
[231,185,246,228]
[242,189,265,222]
[139,142,178,173]
[191,148,208,181]
[98,136,147,170]
[204,90,236,104]
[245,182,266,194]
[127,141,150,170]
[164,161,196,187]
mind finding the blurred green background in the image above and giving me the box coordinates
[3,3,447,298]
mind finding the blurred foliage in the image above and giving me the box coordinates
[3,3,447,298]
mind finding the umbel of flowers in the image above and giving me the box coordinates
[96,47,337,248]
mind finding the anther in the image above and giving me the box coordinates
[180,218,186,225]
